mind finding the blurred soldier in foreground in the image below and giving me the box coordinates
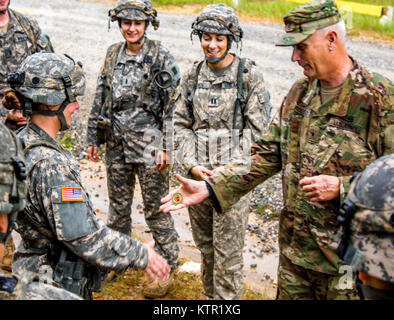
[161,0,393,300]
[338,154,394,300]
[0,120,80,300]
[86,0,180,298]
[172,3,271,299]
[0,0,53,130]
[2,52,169,300]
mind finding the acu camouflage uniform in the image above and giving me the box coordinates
[14,122,149,299]
[173,4,271,300]
[9,52,149,299]
[86,1,180,271]
[205,0,394,300]
[0,121,78,300]
[0,8,53,126]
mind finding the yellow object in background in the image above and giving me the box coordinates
[285,0,384,17]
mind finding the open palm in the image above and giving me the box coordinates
[160,174,210,213]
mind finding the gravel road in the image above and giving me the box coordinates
[11,0,394,298]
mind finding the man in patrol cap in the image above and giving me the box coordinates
[338,154,394,300]
[160,0,393,300]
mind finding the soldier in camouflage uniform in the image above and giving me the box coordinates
[86,0,180,298]
[161,0,394,300]
[2,52,170,300]
[0,0,53,130]
[338,154,394,300]
[0,120,81,300]
[172,4,271,300]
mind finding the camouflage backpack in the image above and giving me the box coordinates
[0,122,26,245]
[186,57,257,128]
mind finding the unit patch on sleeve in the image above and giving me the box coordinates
[61,187,84,202]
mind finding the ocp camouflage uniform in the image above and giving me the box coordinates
[0,9,52,125]
[13,122,149,298]
[174,52,270,299]
[86,39,180,271]
[206,58,394,299]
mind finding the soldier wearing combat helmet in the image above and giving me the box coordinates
[0,116,80,300]
[172,3,271,299]
[338,154,394,300]
[87,0,180,298]
[3,52,170,300]
[161,0,393,300]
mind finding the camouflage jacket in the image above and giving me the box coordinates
[86,39,180,163]
[173,55,270,172]
[207,58,394,274]
[0,269,81,300]
[13,122,148,276]
[0,9,52,122]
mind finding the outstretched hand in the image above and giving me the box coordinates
[160,174,210,213]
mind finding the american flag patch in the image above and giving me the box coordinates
[61,187,83,202]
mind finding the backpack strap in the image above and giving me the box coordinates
[0,124,26,243]
[100,41,124,119]
[186,60,204,126]
[10,9,38,52]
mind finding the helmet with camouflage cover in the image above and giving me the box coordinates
[191,4,243,64]
[6,52,86,131]
[338,154,394,285]
[108,0,160,30]
[0,122,26,247]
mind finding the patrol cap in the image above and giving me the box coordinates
[276,0,342,46]
[344,154,394,283]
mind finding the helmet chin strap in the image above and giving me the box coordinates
[133,33,145,45]
[205,47,230,65]
[32,99,70,131]
[0,0,9,14]
[33,75,74,131]
[204,36,232,65]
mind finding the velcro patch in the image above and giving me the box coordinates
[61,187,83,202]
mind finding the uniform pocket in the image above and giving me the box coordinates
[51,186,92,241]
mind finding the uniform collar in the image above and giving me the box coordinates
[305,56,361,117]
[118,38,151,65]
[200,54,239,84]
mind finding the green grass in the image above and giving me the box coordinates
[94,257,269,300]
[152,0,394,42]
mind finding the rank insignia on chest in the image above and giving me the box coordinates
[61,187,84,202]
[208,97,219,107]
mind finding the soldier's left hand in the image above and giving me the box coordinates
[299,175,340,202]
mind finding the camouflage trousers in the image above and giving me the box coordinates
[188,192,251,300]
[105,160,179,271]
[277,254,360,300]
